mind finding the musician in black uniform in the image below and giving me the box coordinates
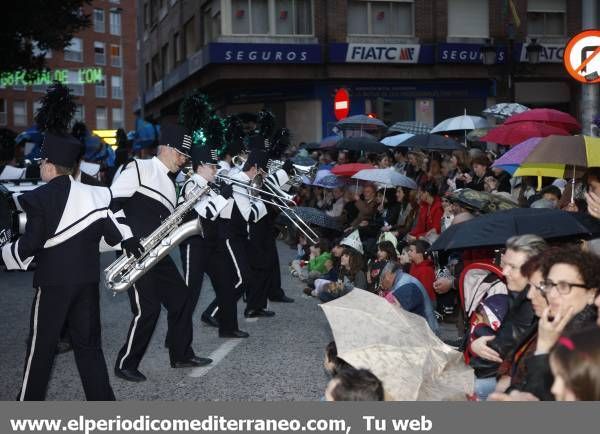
[178,146,249,338]
[110,124,212,383]
[1,133,133,401]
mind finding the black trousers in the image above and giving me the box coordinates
[179,238,219,320]
[115,257,194,370]
[19,284,114,401]
[266,238,284,301]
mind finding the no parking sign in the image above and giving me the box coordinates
[564,29,600,84]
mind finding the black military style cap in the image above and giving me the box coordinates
[191,146,219,167]
[160,124,192,157]
[244,149,268,171]
[40,133,82,169]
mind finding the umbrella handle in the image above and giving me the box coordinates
[571,165,575,204]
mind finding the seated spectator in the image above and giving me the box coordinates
[306,258,339,297]
[345,183,378,233]
[318,247,366,302]
[549,327,600,401]
[367,241,397,292]
[540,185,562,208]
[491,167,512,193]
[408,240,436,302]
[291,239,331,282]
[379,262,439,334]
[325,187,345,218]
[324,368,384,401]
[456,155,492,192]
[383,187,418,239]
[407,181,443,243]
[405,151,425,185]
[324,341,352,377]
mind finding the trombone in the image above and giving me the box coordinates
[215,172,319,244]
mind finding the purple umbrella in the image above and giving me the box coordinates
[491,137,543,174]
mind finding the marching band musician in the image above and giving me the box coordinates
[1,133,134,401]
[110,124,212,383]
[178,146,250,338]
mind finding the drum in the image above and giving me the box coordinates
[0,184,19,247]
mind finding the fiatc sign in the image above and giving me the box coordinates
[334,88,350,121]
[345,43,421,63]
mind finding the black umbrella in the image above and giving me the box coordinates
[402,134,463,150]
[430,208,591,251]
[293,207,343,231]
[336,137,388,153]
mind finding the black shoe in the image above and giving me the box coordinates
[170,356,213,368]
[219,330,250,338]
[114,367,147,382]
[269,295,294,303]
[55,341,73,354]
[244,308,276,318]
[201,314,219,328]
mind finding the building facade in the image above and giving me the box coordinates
[137,0,589,144]
[0,0,138,133]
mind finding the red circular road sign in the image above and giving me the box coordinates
[334,88,350,120]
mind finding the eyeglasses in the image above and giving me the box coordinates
[537,280,590,295]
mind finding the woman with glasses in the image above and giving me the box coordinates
[490,247,599,401]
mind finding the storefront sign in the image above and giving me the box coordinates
[518,42,565,63]
[438,44,507,64]
[0,67,104,87]
[329,43,434,64]
[208,43,322,64]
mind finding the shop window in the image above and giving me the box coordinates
[447,0,489,38]
[527,0,566,37]
[348,0,413,36]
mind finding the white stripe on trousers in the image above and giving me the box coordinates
[225,239,243,288]
[119,285,142,370]
[20,287,41,401]
[185,244,191,286]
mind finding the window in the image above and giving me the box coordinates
[96,107,108,129]
[150,0,159,25]
[94,8,105,32]
[184,16,197,57]
[96,78,107,98]
[0,99,6,126]
[111,76,123,99]
[527,0,566,37]
[110,10,122,35]
[161,43,170,75]
[73,105,85,123]
[173,32,182,64]
[111,44,122,67]
[447,0,489,38]
[144,2,149,28]
[275,0,312,35]
[203,6,222,44]
[64,37,83,62]
[347,1,412,36]
[151,54,161,83]
[94,41,106,65]
[232,0,269,34]
[145,62,150,89]
[32,41,52,59]
[112,107,124,129]
[33,101,43,119]
[13,101,27,127]
[67,70,84,96]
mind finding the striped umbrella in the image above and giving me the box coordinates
[388,121,432,135]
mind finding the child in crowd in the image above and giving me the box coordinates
[318,247,366,302]
[549,327,600,401]
[367,241,397,293]
[407,240,436,303]
[324,368,384,401]
[291,239,331,282]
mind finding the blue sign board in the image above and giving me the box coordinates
[208,43,322,64]
[329,43,435,64]
[437,43,508,64]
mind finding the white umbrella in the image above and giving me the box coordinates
[431,109,489,145]
[302,169,332,186]
[352,168,417,190]
[381,133,415,147]
[482,103,529,120]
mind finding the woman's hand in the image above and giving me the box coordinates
[536,306,575,355]
[433,277,452,294]
[470,336,502,363]
[585,190,600,219]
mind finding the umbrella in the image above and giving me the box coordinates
[481,122,570,146]
[319,135,341,149]
[482,103,529,120]
[381,133,415,147]
[504,108,581,133]
[291,155,316,166]
[512,135,600,167]
[352,168,417,189]
[292,206,342,231]
[331,163,375,177]
[402,134,464,150]
[336,114,387,129]
[446,188,518,214]
[388,121,432,135]
[430,208,591,251]
[314,174,346,189]
[467,128,492,141]
[320,289,473,400]
[431,112,489,133]
[336,137,388,153]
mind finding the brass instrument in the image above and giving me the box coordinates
[104,180,210,293]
